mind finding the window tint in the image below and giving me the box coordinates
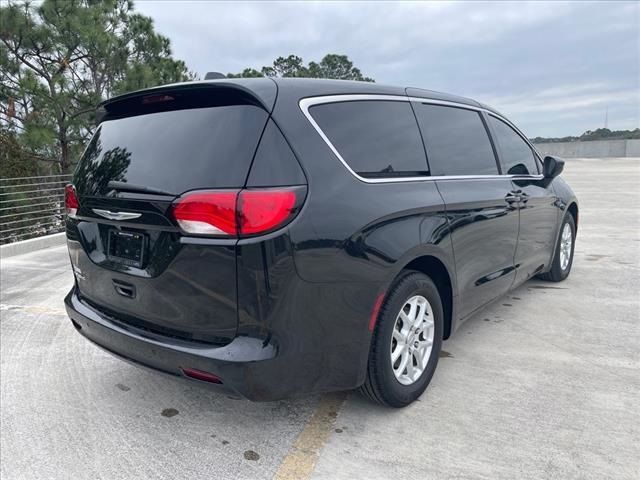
[75,105,268,196]
[488,116,539,175]
[309,101,428,177]
[247,120,306,187]
[413,104,498,176]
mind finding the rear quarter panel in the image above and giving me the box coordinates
[252,88,459,392]
[270,89,456,300]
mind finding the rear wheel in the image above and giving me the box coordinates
[538,213,576,282]
[360,271,443,407]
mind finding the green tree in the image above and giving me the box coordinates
[0,127,37,178]
[531,128,640,144]
[228,53,374,82]
[261,54,308,78]
[580,128,640,141]
[226,67,263,79]
[0,0,194,174]
[307,54,374,82]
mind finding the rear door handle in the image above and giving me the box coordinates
[113,279,136,299]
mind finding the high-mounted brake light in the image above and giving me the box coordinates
[142,94,175,105]
[171,187,304,237]
[65,184,79,218]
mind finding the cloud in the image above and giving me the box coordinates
[483,82,636,115]
[136,0,639,136]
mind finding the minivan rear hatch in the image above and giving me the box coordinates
[68,83,273,344]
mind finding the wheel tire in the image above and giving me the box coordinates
[359,270,443,408]
[538,213,576,282]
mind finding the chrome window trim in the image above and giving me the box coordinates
[485,112,544,174]
[298,94,544,183]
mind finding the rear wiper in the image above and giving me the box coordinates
[107,181,175,196]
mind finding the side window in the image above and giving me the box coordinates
[309,101,428,177]
[488,116,539,175]
[247,120,306,187]
[413,104,498,176]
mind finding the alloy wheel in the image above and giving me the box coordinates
[559,223,572,271]
[390,295,435,385]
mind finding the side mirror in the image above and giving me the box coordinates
[543,156,565,179]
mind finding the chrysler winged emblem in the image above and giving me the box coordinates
[92,209,142,221]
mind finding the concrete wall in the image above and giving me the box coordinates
[533,139,640,158]
[0,232,66,258]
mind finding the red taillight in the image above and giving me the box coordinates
[171,187,303,237]
[65,184,79,217]
[171,190,238,235]
[238,189,297,235]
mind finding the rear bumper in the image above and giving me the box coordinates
[65,286,288,401]
[65,261,377,400]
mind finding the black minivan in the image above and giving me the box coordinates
[64,78,578,407]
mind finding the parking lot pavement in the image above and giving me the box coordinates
[1,158,639,480]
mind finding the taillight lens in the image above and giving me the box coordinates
[65,184,79,217]
[238,189,297,235]
[171,187,304,237]
[171,190,238,235]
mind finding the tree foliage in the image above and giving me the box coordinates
[0,0,194,173]
[531,128,640,143]
[228,54,374,82]
[0,128,37,178]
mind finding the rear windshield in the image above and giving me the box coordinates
[74,105,268,196]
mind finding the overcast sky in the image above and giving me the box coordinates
[135,1,639,137]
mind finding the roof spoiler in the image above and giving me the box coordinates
[96,82,272,124]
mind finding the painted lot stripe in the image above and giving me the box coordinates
[0,303,67,316]
[274,391,348,480]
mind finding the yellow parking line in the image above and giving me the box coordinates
[274,391,348,480]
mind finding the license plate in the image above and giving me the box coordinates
[107,230,146,268]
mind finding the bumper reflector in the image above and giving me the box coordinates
[368,292,386,331]
[181,367,223,384]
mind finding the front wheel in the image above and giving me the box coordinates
[359,271,443,407]
[538,213,576,282]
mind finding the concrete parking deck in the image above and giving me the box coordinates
[1,158,639,480]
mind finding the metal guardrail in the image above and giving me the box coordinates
[0,174,72,245]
